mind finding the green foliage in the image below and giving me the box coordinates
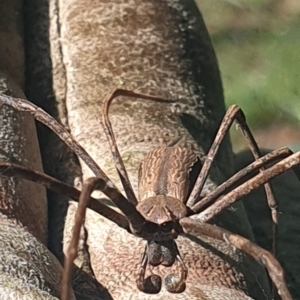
[196,0,300,129]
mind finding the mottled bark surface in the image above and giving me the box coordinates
[0,0,75,298]
[43,0,269,299]
[5,0,296,299]
[0,0,46,241]
[23,0,81,259]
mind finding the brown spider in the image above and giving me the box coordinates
[0,89,298,300]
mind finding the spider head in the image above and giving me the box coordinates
[135,195,187,241]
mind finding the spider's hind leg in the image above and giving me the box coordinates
[188,105,278,256]
[180,218,292,300]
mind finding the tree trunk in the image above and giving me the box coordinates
[0,0,278,299]
[0,0,75,298]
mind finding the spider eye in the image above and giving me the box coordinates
[161,222,174,233]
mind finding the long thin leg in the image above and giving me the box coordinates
[0,162,146,232]
[0,94,114,186]
[180,218,292,300]
[0,162,129,229]
[191,147,296,213]
[83,177,146,231]
[101,89,176,206]
[194,151,300,223]
[61,177,144,300]
[0,163,150,298]
[187,105,278,255]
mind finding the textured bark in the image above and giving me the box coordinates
[0,0,75,298]
[23,0,82,264]
[235,149,300,300]
[19,0,289,299]
[46,0,270,299]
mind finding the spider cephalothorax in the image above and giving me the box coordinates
[135,195,185,240]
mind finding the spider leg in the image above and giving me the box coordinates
[187,105,278,255]
[0,163,151,298]
[61,177,148,300]
[0,162,147,232]
[101,89,176,206]
[194,151,300,223]
[192,147,297,213]
[0,93,149,228]
[0,94,113,185]
[0,162,129,229]
[179,218,292,300]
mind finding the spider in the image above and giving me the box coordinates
[0,89,298,300]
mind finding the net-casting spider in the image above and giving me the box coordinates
[0,89,298,300]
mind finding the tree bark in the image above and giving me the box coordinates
[0,0,75,298]
[37,0,269,299]
[2,0,279,299]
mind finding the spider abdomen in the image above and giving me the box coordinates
[138,146,200,203]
